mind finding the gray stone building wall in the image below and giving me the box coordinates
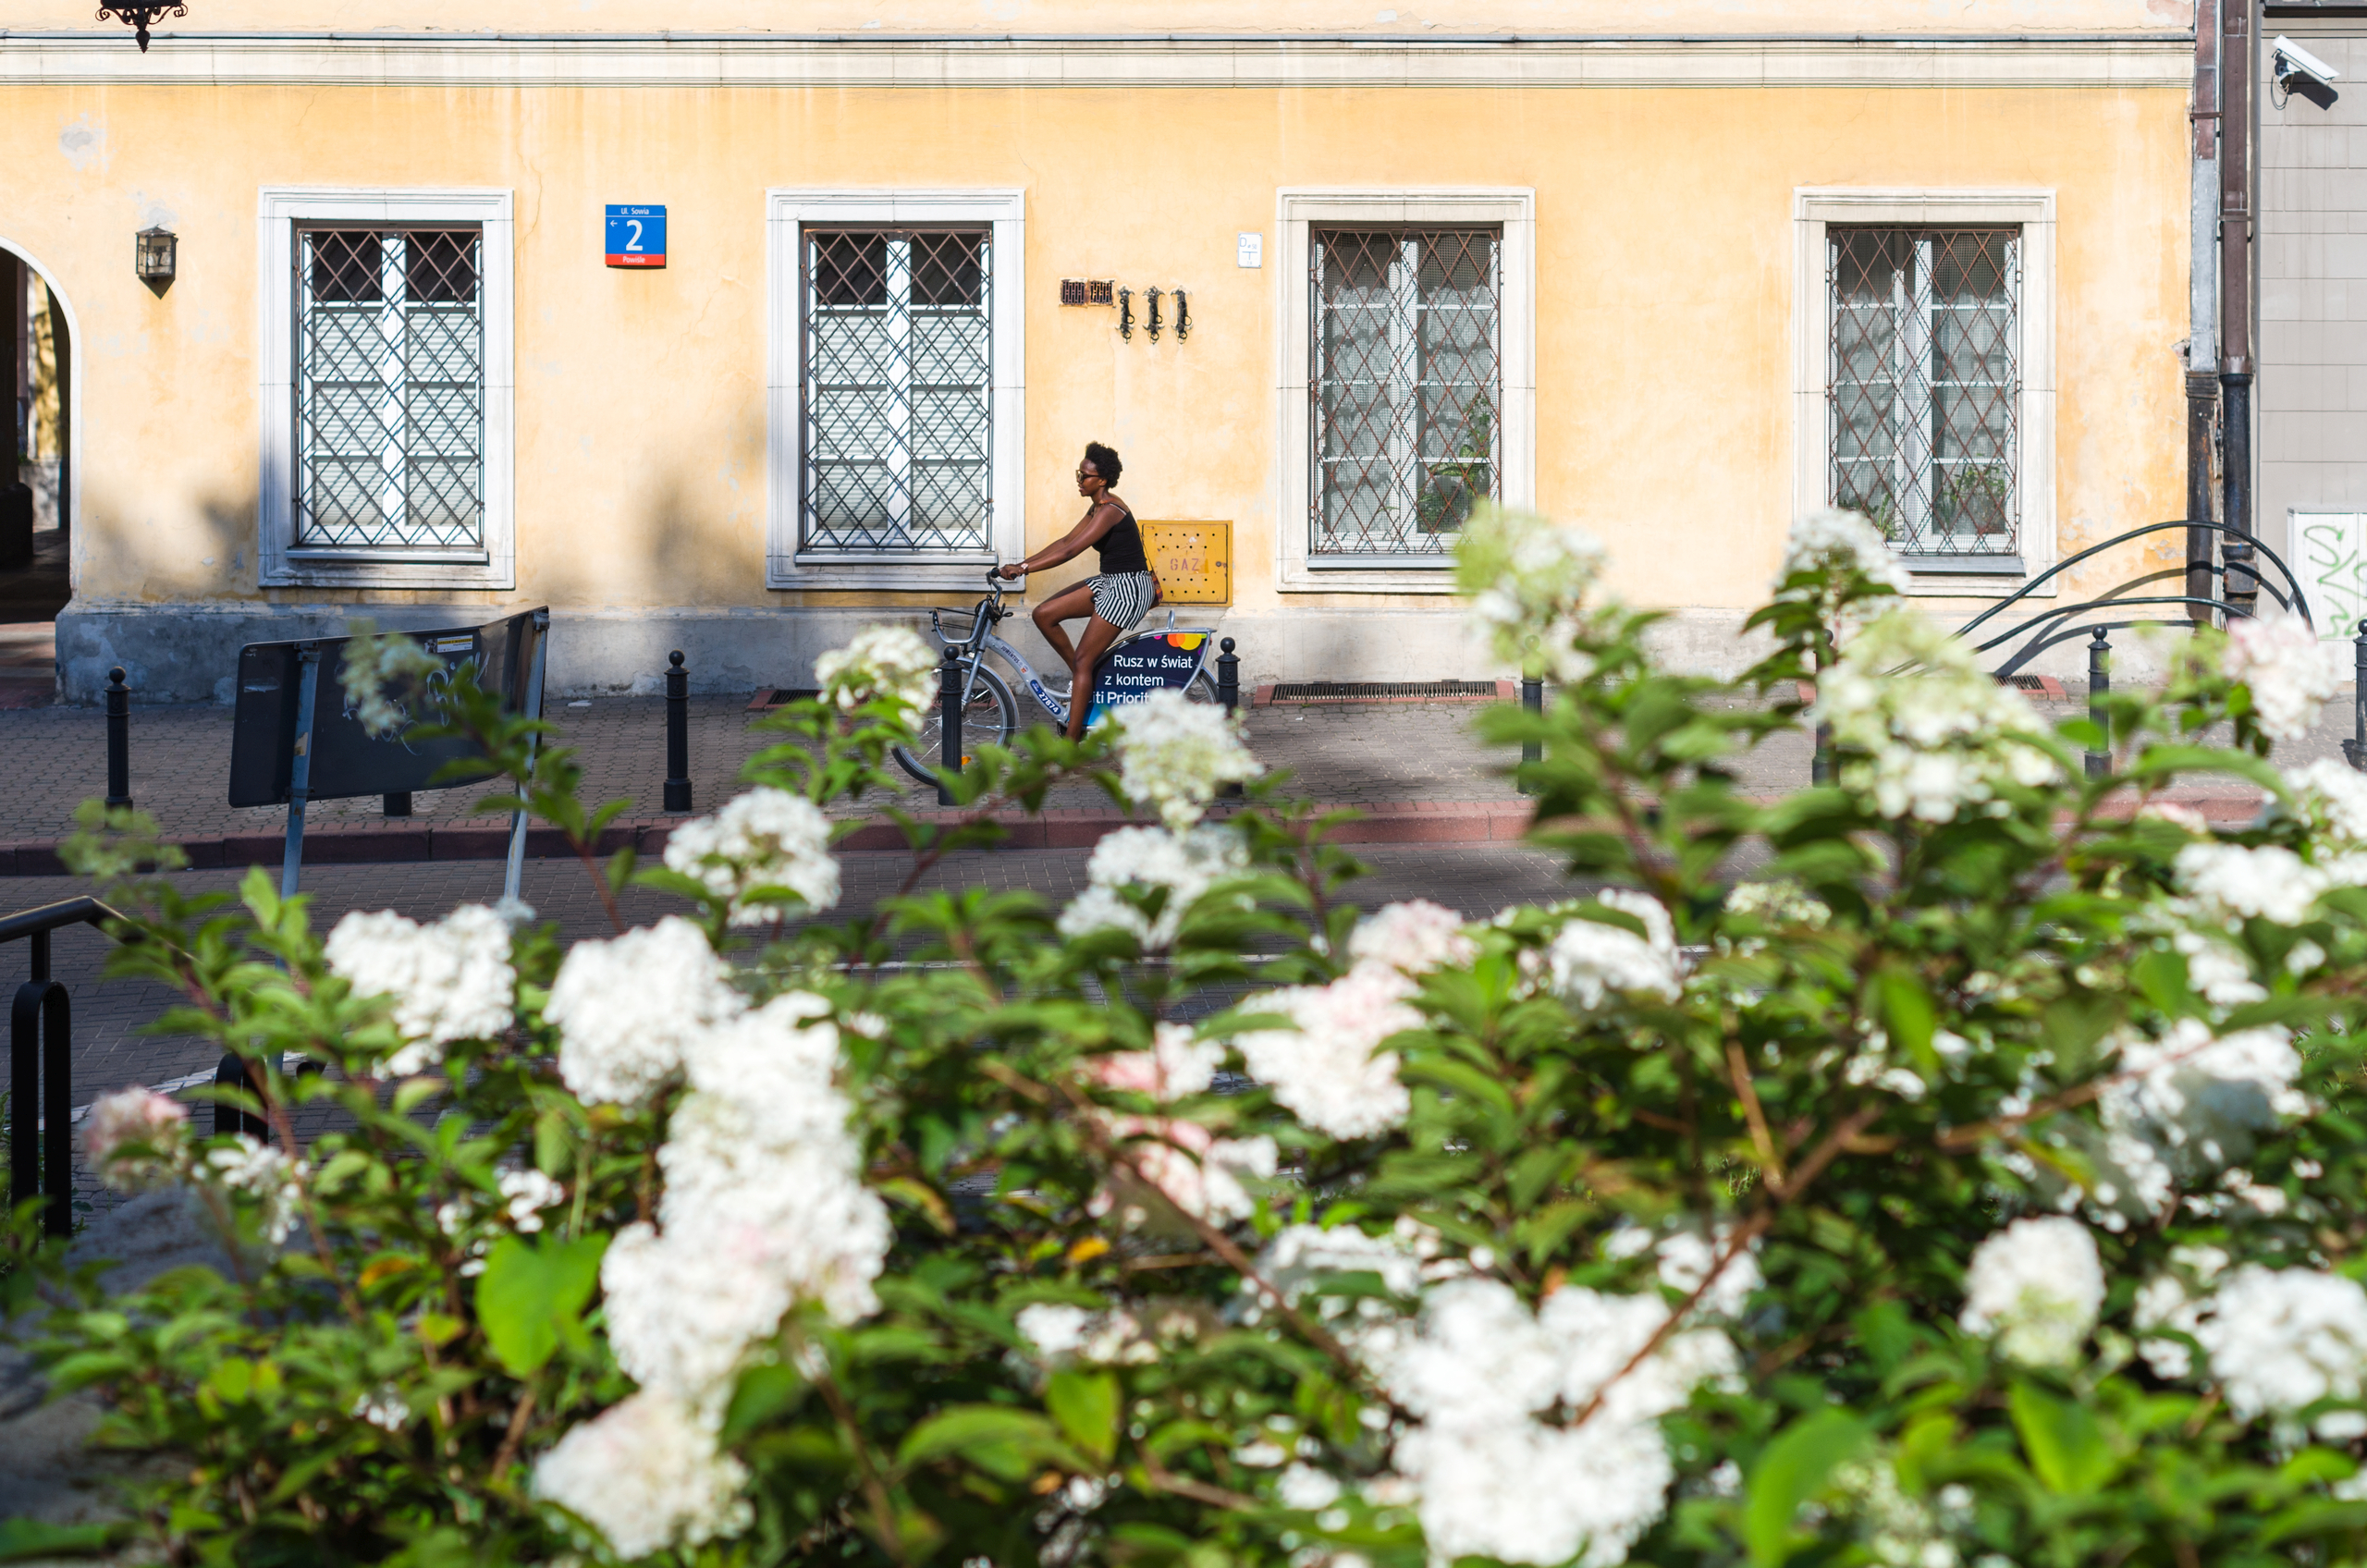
[2260,26,2367,630]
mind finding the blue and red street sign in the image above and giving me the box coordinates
[605,204,666,268]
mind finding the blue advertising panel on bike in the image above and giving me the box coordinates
[1085,631,1208,729]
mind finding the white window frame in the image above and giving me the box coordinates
[767,188,1025,590]
[1276,189,1535,594]
[1793,188,2055,596]
[257,186,514,590]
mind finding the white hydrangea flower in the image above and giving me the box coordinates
[204,1136,304,1245]
[336,629,444,738]
[497,1168,566,1233]
[325,903,516,1076]
[1653,1229,1763,1320]
[2194,1266,2367,1429]
[1278,1464,1343,1512]
[531,1390,754,1560]
[546,917,743,1107]
[1546,890,1684,1011]
[1235,962,1421,1139]
[1090,1022,1224,1101]
[1258,1222,1429,1305]
[663,788,840,926]
[1776,508,1912,598]
[1377,1278,1735,1568]
[2133,1244,2230,1380]
[1057,824,1251,949]
[2175,841,2325,927]
[1811,611,2060,824]
[2172,929,2268,1010]
[350,1385,409,1432]
[1455,506,1612,683]
[82,1086,189,1190]
[2224,609,2338,741]
[597,994,888,1422]
[2285,757,2367,848]
[1348,900,1477,977]
[1958,1217,2104,1367]
[1016,1303,1095,1359]
[1109,685,1259,830]
[814,623,938,714]
[1118,1128,1278,1225]
[2103,1017,2309,1147]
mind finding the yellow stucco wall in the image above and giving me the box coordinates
[0,73,2189,622]
[10,1,2194,34]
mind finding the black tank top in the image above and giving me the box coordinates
[1093,504,1149,574]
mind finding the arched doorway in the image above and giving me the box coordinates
[0,244,72,708]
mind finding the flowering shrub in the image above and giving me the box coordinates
[17,502,2367,1568]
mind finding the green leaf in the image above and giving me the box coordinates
[1745,1408,1870,1567]
[1048,1369,1121,1464]
[0,1519,126,1562]
[473,1232,607,1378]
[2008,1381,2118,1494]
[1874,968,1937,1078]
[896,1404,1084,1482]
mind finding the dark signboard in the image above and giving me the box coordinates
[1083,631,1210,729]
[227,609,546,808]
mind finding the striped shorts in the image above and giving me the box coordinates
[1090,570,1157,631]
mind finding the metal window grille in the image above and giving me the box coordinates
[1829,227,2021,558]
[1310,227,1501,558]
[801,228,993,555]
[295,227,484,551]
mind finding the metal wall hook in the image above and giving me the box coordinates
[1117,288,1134,341]
[1146,287,1163,342]
[1173,287,1190,341]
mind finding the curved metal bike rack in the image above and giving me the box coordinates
[1954,520,2313,678]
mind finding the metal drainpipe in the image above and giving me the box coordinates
[2189,0,2222,621]
[2220,0,2258,617]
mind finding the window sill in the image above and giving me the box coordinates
[1905,554,2023,576]
[287,546,492,566]
[771,552,1000,592]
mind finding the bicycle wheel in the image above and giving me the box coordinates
[892,664,1020,784]
[1184,670,1220,704]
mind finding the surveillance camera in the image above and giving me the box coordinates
[2274,35,2340,90]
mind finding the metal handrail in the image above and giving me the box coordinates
[0,897,120,947]
[1955,520,2312,652]
[6,898,123,1237]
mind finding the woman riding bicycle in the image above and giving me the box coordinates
[997,442,1159,741]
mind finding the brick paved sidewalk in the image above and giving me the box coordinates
[0,694,1552,863]
[0,684,2343,873]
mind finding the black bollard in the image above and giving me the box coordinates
[382,792,412,817]
[2350,621,2367,773]
[211,1053,268,1141]
[663,651,692,814]
[1519,675,1543,796]
[104,667,132,811]
[2086,628,2112,780]
[1217,638,1244,799]
[938,646,963,808]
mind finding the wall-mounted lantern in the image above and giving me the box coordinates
[135,227,178,292]
[97,4,189,53]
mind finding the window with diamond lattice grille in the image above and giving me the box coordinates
[1829,227,2020,558]
[295,228,484,552]
[1310,228,1500,558]
[801,228,992,555]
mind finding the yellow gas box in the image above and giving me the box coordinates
[1140,521,1231,605]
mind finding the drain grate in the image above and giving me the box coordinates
[1269,680,1503,703]
[1994,674,2047,690]
[746,687,822,711]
